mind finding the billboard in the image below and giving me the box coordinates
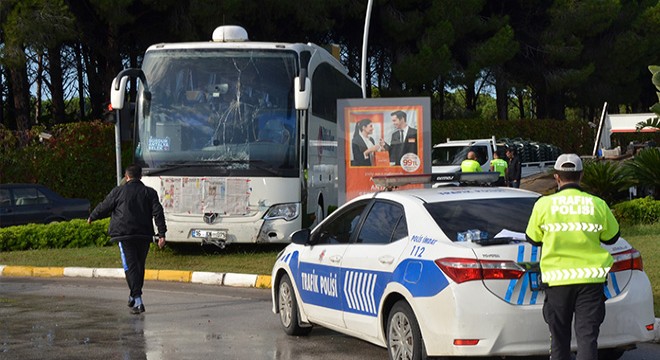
[337,97,431,203]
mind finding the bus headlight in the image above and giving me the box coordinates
[263,203,300,221]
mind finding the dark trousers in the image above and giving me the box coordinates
[543,283,606,360]
[119,239,151,298]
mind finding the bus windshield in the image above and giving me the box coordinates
[134,49,298,177]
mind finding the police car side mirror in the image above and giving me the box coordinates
[290,228,311,245]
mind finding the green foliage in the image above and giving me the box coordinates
[636,65,660,130]
[0,218,111,251]
[612,197,660,225]
[430,118,592,154]
[581,159,632,206]
[625,147,660,199]
[0,121,130,206]
[650,65,660,116]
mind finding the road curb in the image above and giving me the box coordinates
[0,265,272,289]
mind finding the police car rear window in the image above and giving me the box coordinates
[424,198,537,243]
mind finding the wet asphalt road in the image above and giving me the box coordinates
[0,277,658,360]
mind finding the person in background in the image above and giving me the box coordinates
[88,164,167,315]
[461,151,482,172]
[506,147,522,188]
[525,153,619,360]
[351,118,381,166]
[489,150,508,186]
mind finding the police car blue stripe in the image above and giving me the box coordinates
[604,285,612,299]
[344,270,354,309]
[517,272,529,305]
[530,246,540,305]
[289,257,450,317]
[610,272,620,295]
[505,245,526,303]
[392,259,450,297]
[516,245,528,305]
[344,269,381,316]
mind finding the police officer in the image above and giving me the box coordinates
[489,150,508,186]
[460,151,482,172]
[525,154,620,360]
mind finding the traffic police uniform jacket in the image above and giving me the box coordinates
[525,184,619,286]
[90,179,167,242]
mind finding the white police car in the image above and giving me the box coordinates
[270,173,655,359]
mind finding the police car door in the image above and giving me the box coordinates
[296,199,371,329]
[340,200,409,339]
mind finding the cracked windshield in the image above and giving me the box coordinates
[135,49,298,177]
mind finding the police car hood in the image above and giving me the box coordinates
[467,238,634,305]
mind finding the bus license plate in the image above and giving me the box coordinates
[192,230,227,239]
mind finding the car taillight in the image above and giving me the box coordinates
[610,248,643,272]
[434,257,525,284]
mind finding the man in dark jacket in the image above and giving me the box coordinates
[88,164,166,314]
[506,148,522,188]
[380,110,418,166]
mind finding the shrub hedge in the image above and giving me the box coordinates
[0,218,111,251]
[0,121,130,207]
[612,197,660,226]
[430,118,593,154]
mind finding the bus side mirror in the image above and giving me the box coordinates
[111,76,129,110]
[294,75,311,110]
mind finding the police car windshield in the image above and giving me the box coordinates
[424,197,537,242]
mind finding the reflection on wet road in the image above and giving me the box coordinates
[1,289,147,359]
[1,277,658,360]
[0,277,388,360]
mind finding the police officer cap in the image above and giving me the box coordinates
[554,153,583,172]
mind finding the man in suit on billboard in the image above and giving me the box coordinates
[381,110,418,166]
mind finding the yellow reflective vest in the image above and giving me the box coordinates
[525,184,619,286]
[490,158,508,177]
[461,159,482,172]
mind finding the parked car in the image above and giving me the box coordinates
[270,174,655,359]
[0,184,90,227]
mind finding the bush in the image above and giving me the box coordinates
[430,118,592,154]
[612,197,660,225]
[0,121,133,207]
[625,147,660,199]
[0,218,111,251]
[580,159,632,206]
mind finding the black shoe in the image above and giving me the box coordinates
[130,304,145,314]
[127,297,135,308]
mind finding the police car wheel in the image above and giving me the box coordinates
[387,301,425,360]
[278,274,312,336]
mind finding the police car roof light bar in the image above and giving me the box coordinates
[372,172,501,190]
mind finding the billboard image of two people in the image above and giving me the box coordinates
[338,97,431,203]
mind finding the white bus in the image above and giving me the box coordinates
[110,26,362,247]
